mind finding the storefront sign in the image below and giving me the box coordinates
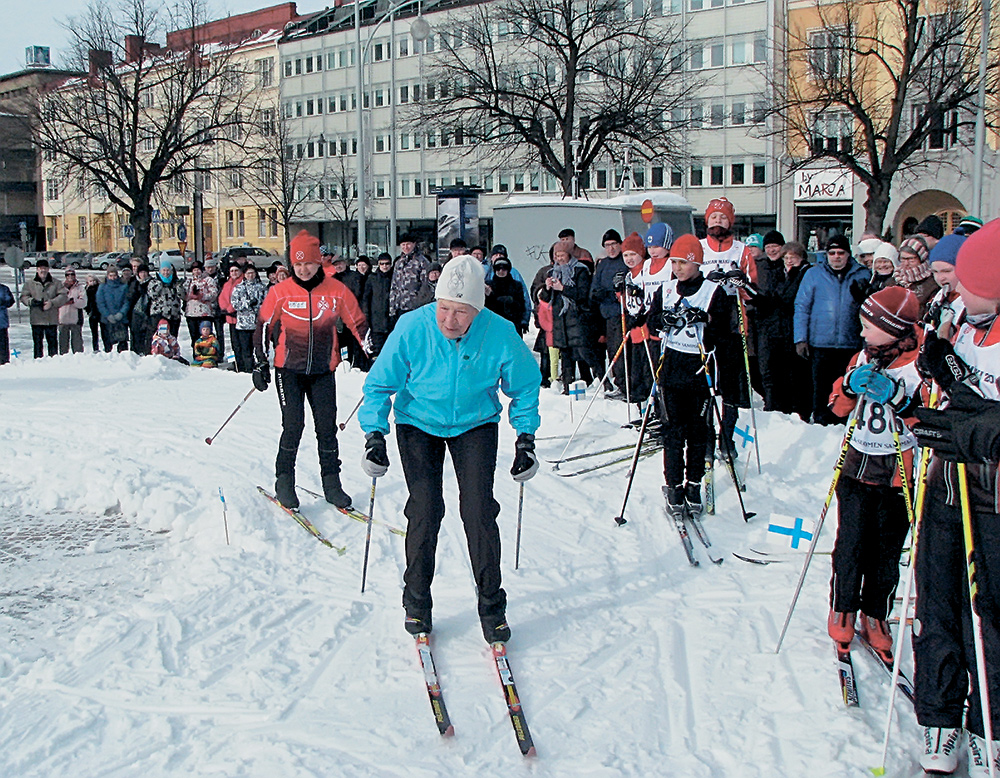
[794,168,853,202]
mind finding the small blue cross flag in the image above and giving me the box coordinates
[11,347,20,359]
[734,423,754,449]
[569,380,587,401]
[766,514,817,551]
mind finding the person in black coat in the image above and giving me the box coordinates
[333,255,368,370]
[362,253,394,357]
[484,256,527,333]
[538,240,597,392]
[590,229,627,393]
[753,241,812,419]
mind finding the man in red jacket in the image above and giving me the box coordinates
[253,231,369,509]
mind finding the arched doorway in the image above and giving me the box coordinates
[893,190,966,241]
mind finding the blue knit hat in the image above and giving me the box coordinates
[644,222,674,249]
[159,257,174,270]
[928,232,966,267]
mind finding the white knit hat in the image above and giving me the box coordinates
[873,242,899,268]
[435,254,485,311]
[857,238,882,256]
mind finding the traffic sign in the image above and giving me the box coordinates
[123,224,135,238]
[5,246,24,268]
[178,241,187,254]
[177,223,187,242]
[18,221,26,230]
[640,199,654,224]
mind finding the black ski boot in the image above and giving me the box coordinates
[481,613,512,644]
[664,484,686,518]
[405,610,433,636]
[322,472,352,509]
[684,481,703,517]
[275,472,299,510]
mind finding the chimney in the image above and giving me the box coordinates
[125,35,145,63]
[88,48,112,77]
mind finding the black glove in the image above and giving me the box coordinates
[916,332,974,392]
[706,268,727,283]
[849,280,869,303]
[362,431,390,477]
[612,272,627,293]
[511,433,538,482]
[252,360,271,392]
[724,269,758,297]
[680,307,709,326]
[29,298,43,309]
[625,282,645,300]
[625,309,647,331]
[660,307,685,331]
[914,383,1000,462]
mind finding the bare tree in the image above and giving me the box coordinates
[323,155,363,255]
[32,0,259,257]
[409,0,698,195]
[770,0,999,233]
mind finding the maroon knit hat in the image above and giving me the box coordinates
[956,218,1000,300]
[620,231,646,258]
[860,287,920,339]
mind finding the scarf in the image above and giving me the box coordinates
[893,262,932,288]
[549,257,580,288]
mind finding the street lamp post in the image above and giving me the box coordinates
[354,0,430,257]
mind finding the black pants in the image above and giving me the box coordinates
[99,322,128,353]
[660,383,711,486]
[811,347,855,425]
[274,369,340,480]
[914,481,1000,737]
[605,317,626,391]
[0,328,8,364]
[232,329,254,373]
[760,336,812,419]
[370,331,390,359]
[214,314,227,355]
[31,325,57,358]
[829,476,910,619]
[625,338,657,404]
[89,317,101,352]
[396,423,505,623]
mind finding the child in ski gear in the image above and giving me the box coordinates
[193,321,221,368]
[645,234,730,518]
[911,218,1000,775]
[925,232,967,338]
[358,254,541,645]
[253,231,369,511]
[825,287,923,652]
[150,319,186,363]
[617,231,654,403]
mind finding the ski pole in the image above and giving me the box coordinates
[735,296,762,475]
[360,477,377,594]
[960,460,996,778]
[613,384,658,527]
[775,397,864,654]
[205,387,256,445]
[552,340,625,467]
[340,395,364,431]
[692,333,755,522]
[874,394,931,776]
[219,486,230,545]
[514,482,525,570]
[621,295,632,411]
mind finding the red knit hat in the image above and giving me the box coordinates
[669,234,704,264]
[705,197,735,226]
[860,287,919,339]
[620,231,645,257]
[289,230,321,265]
[956,218,1000,300]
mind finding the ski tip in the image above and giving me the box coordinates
[524,746,537,757]
[743,512,757,522]
[443,725,455,737]
[613,516,627,526]
[869,767,885,776]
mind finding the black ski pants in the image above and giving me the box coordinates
[274,368,340,481]
[396,422,506,623]
[914,480,1000,737]
[829,476,910,619]
[811,347,855,425]
[605,317,625,392]
[660,383,710,487]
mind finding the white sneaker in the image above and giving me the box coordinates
[919,726,961,774]
[968,731,1000,777]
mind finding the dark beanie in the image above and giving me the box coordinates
[602,229,623,244]
[916,215,945,240]
[827,235,851,253]
[762,230,785,248]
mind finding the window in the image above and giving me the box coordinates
[142,136,155,152]
[671,169,683,187]
[752,163,766,184]
[258,209,267,238]
[78,216,88,239]
[731,163,745,185]
[307,142,315,158]
[283,60,293,77]
[194,170,212,191]
[710,165,724,186]
[808,29,845,80]
[375,89,385,107]
[634,168,645,188]
[426,33,436,52]
[328,52,337,70]
[400,133,410,150]
[329,97,337,113]
[376,179,386,198]
[426,130,436,148]
[400,179,410,197]
[414,179,422,196]
[597,169,608,189]
[45,178,60,200]
[690,166,703,186]
[499,174,510,193]
[753,35,767,63]
[690,45,704,70]
[399,37,409,57]
[270,209,278,237]
[731,39,746,65]
[295,102,303,117]
[259,108,276,136]
[690,102,704,128]
[295,58,302,75]
[374,42,384,61]
[732,100,745,126]
[514,173,525,192]
[710,41,724,67]
[917,105,960,149]
[375,135,386,152]
[229,170,244,189]
[307,99,314,116]
[226,209,234,238]
[305,56,314,74]
[711,102,725,126]
[237,209,245,238]
[690,0,703,9]
[812,110,852,154]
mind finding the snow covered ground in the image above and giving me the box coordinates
[0,267,932,776]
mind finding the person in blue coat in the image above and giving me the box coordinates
[359,254,541,645]
[96,265,131,352]
[0,281,13,364]
[793,235,869,424]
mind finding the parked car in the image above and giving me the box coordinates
[45,251,68,269]
[216,245,277,270]
[62,251,93,269]
[20,251,46,267]
[148,249,187,269]
[93,251,130,270]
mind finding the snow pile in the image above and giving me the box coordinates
[0,348,927,776]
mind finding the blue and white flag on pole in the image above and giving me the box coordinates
[569,380,587,401]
